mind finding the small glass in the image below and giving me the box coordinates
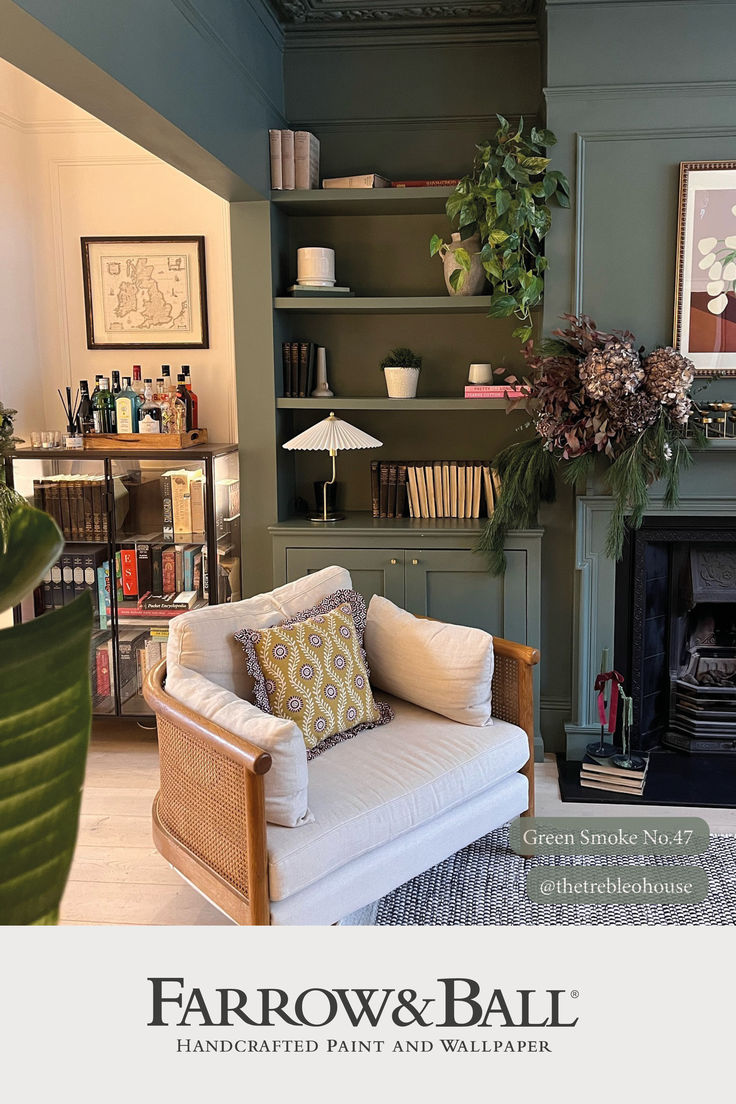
[41,431,54,449]
[52,430,63,448]
[30,431,42,448]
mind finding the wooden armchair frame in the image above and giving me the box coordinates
[143,636,540,925]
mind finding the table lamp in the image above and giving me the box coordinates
[282,412,382,522]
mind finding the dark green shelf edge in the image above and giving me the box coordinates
[269,513,543,536]
[276,397,515,410]
[273,296,491,313]
[270,186,454,216]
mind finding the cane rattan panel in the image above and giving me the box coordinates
[157,716,251,897]
[491,652,519,727]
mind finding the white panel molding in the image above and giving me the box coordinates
[219,197,237,444]
[47,155,157,392]
[0,107,107,134]
[573,125,736,314]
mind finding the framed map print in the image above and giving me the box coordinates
[81,236,209,349]
[674,161,736,375]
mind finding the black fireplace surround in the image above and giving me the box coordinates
[615,518,736,755]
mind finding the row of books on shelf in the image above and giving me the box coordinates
[33,475,108,541]
[370,461,501,520]
[267,130,461,192]
[92,626,169,706]
[38,541,208,627]
[282,342,317,398]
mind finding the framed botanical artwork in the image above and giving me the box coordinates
[81,236,209,349]
[674,161,736,375]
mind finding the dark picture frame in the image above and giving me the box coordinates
[674,160,736,376]
[81,235,209,349]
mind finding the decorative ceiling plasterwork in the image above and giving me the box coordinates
[266,0,540,41]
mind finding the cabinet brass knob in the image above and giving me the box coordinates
[389,558,398,565]
[412,558,419,566]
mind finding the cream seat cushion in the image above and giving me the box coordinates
[266,693,529,901]
[364,594,494,726]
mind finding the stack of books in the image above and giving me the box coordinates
[282,341,318,397]
[465,384,527,400]
[579,755,649,796]
[370,460,500,520]
[269,129,320,190]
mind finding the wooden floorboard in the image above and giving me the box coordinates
[60,726,736,926]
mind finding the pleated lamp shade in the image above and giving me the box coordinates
[282,412,382,452]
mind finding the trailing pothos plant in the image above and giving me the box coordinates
[478,315,704,575]
[0,410,92,925]
[430,115,570,342]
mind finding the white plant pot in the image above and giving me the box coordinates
[383,366,420,398]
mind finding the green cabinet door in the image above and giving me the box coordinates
[285,547,405,608]
[404,548,531,644]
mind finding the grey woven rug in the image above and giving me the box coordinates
[375,825,736,925]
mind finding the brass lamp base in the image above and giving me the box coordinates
[308,511,344,523]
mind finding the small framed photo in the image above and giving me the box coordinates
[674,161,736,376]
[81,236,209,349]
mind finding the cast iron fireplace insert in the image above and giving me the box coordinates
[614,517,736,755]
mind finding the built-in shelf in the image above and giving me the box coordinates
[270,186,453,217]
[274,296,490,314]
[269,512,493,534]
[277,397,514,411]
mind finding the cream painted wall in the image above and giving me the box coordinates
[0,59,237,444]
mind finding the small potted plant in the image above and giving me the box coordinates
[380,347,422,398]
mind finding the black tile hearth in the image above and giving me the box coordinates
[557,751,736,809]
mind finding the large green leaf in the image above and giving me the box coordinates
[0,506,63,614]
[0,593,92,924]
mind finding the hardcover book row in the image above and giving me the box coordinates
[370,461,501,520]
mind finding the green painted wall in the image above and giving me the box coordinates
[0,0,284,198]
[541,0,736,750]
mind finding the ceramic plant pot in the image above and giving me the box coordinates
[441,232,486,296]
[383,366,420,398]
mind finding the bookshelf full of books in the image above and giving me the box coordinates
[5,442,240,718]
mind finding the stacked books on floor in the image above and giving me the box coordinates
[269,129,320,190]
[371,460,501,519]
[579,755,649,796]
[33,474,108,540]
[282,341,318,397]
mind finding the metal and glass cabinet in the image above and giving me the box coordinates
[5,443,240,718]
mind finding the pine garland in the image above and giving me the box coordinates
[477,437,557,574]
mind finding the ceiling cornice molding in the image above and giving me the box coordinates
[267,0,540,45]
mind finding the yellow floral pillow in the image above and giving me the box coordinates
[235,593,392,755]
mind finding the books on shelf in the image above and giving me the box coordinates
[282,341,317,397]
[370,461,500,520]
[270,129,320,190]
[391,179,460,188]
[33,474,107,540]
[322,173,390,189]
[294,131,320,189]
[465,385,526,399]
[579,755,649,796]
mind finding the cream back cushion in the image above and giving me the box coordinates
[166,565,353,700]
[364,595,494,726]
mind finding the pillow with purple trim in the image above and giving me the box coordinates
[234,590,392,759]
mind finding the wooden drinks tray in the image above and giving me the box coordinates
[84,429,208,450]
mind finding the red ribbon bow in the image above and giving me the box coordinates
[595,669,624,733]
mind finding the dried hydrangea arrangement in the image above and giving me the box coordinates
[479,315,702,573]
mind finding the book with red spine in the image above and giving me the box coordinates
[464,385,526,398]
[119,542,138,598]
[391,179,460,188]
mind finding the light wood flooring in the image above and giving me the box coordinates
[60,719,736,926]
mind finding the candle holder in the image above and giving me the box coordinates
[586,648,622,759]
[611,691,646,771]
